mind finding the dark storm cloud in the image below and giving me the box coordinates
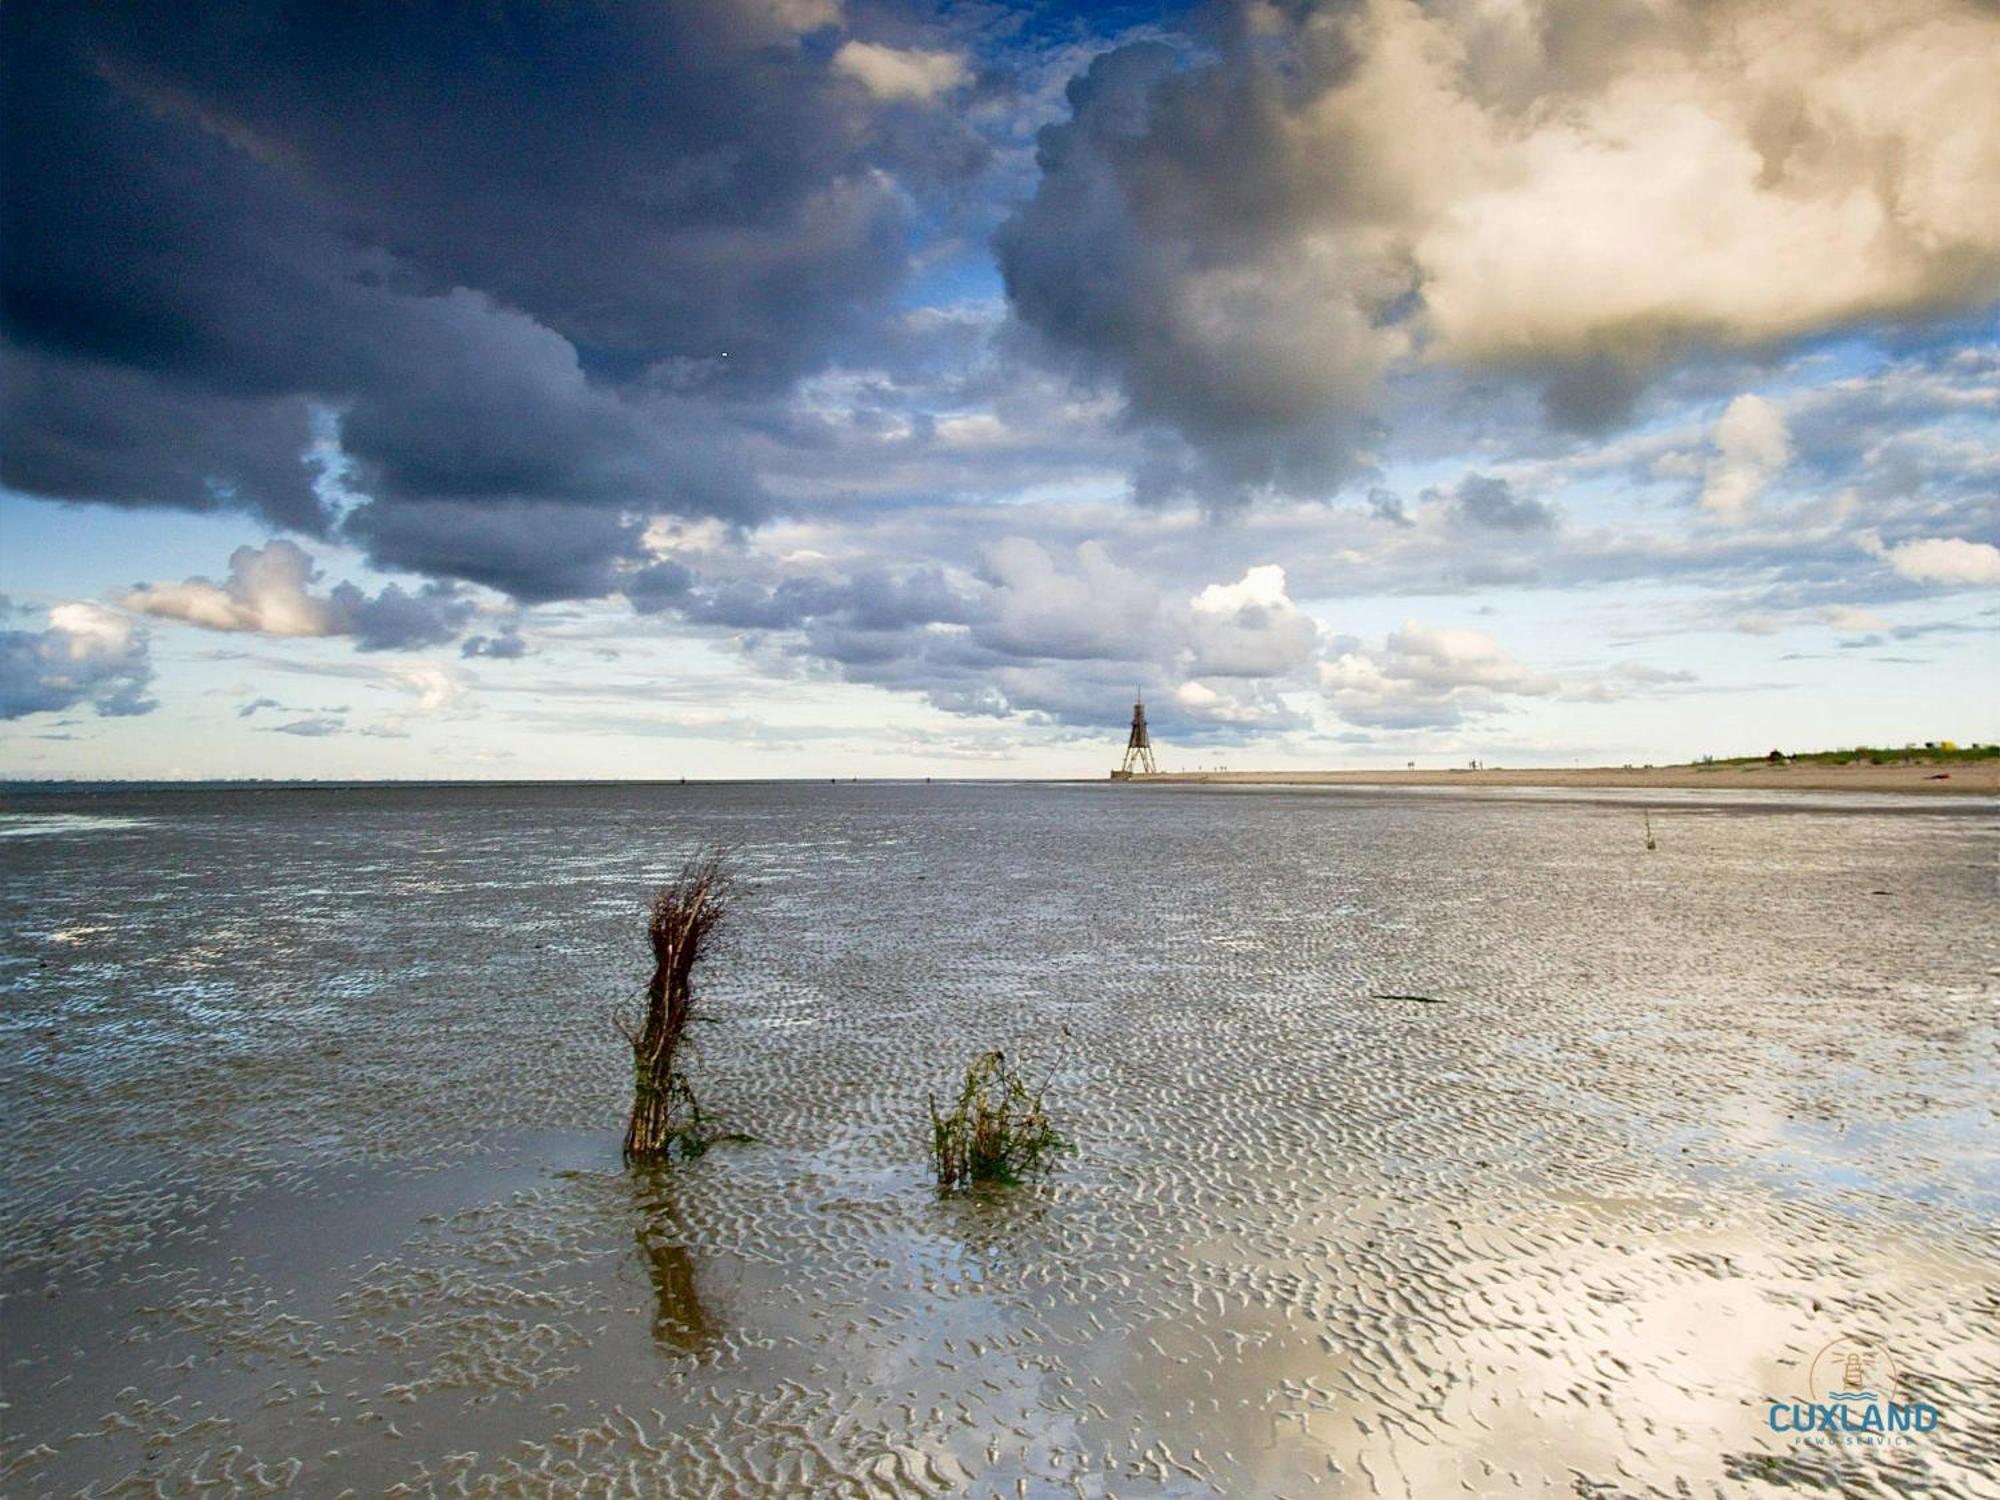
[1538,354,1649,436]
[3,0,916,382]
[343,502,649,606]
[677,566,981,634]
[1440,475,1558,533]
[0,0,956,598]
[1,351,327,530]
[461,626,527,662]
[995,42,1393,508]
[1365,487,1412,527]
[335,582,472,653]
[625,563,696,618]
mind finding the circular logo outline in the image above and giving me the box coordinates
[1806,1335,1901,1406]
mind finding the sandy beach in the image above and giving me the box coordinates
[1127,758,2000,795]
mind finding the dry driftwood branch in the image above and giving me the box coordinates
[622,847,733,1161]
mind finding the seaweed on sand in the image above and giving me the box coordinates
[928,1037,1072,1189]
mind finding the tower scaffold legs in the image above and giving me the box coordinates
[1115,694,1157,778]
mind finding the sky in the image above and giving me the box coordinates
[2,0,1996,780]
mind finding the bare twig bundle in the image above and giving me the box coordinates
[618,847,732,1161]
[928,1034,1072,1189]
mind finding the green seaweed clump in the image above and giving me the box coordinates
[928,1047,1070,1189]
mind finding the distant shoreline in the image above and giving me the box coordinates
[1120,761,1999,795]
[1,761,1994,796]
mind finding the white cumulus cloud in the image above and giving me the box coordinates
[1184,564,1320,677]
[1700,394,1791,523]
[382,661,470,714]
[975,538,1163,661]
[124,540,338,636]
[1876,535,2000,585]
[833,41,969,102]
[0,602,155,719]
[1319,620,1555,729]
[999,0,2000,492]
[122,541,472,650]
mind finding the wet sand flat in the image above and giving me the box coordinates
[1,782,1995,1498]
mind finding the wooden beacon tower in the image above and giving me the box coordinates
[1111,693,1158,779]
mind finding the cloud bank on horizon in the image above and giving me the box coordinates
[1,0,1995,771]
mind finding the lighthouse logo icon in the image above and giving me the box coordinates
[1835,1350,1873,1401]
[1808,1337,1899,1407]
